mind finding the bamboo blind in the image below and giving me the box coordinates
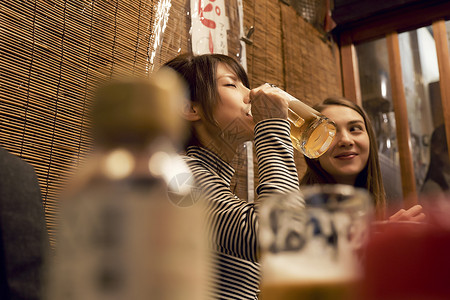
[281,4,341,105]
[243,0,284,87]
[0,0,191,243]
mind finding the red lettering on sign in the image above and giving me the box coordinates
[198,1,216,29]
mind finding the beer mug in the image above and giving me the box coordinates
[258,185,373,300]
[266,84,336,159]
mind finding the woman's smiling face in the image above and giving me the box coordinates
[318,105,370,185]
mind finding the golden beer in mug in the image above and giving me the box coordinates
[259,252,360,300]
[260,279,359,300]
[288,100,336,158]
[277,87,336,158]
[256,84,335,158]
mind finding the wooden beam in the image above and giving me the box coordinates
[432,20,450,162]
[340,35,362,106]
[386,32,417,207]
[333,0,447,26]
[334,42,343,97]
[333,1,450,44]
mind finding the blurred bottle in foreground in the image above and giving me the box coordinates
[46,69,207,300]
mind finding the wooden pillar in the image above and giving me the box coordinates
[432,20,450,161]
[386,32,417,207]
[340,35,362,106]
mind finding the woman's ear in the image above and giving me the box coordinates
[181,102,201,121]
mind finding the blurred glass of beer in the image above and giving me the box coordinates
[259,253,359,300]
[258,185,373,300]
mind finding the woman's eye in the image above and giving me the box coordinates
[350,125,364,132]
[225,83,236,87]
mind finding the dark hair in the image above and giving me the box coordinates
[162,53,249,148]
[422,124,449,191]
[300,97,386,218]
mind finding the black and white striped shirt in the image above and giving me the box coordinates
[184,119,300,299]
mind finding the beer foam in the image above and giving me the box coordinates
[261,252,359,284]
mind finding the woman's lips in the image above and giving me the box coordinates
[334,152,357,159]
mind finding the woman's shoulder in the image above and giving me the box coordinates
[180,153,205,170]
[181,151,224,180]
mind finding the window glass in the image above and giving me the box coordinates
[356,38,403,204]
[398,27,441,193]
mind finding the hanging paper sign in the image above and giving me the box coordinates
[190,0,230,55]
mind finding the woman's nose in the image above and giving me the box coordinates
[242,86,251,104]
[337,130,353,146]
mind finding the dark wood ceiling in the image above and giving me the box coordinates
[332,0,450,43]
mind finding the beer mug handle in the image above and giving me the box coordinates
[288,108,305,127]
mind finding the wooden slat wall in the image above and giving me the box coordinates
[281,5,341,105]
[243,0,284,87]
[243,0,341,97]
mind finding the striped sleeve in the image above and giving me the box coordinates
[254,119,300,199]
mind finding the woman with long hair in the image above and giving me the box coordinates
[300,97,424,221]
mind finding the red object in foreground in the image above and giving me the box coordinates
[361,222,450,300]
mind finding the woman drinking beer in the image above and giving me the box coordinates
[163,53,301,299]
